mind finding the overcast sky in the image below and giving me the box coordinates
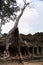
[2,0,43,34]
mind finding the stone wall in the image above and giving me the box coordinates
[0,28,43,60]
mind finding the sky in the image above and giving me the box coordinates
[1,0,43,34]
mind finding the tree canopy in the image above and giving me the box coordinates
[0,0,20,24]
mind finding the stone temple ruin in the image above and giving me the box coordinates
[0,27,43,61]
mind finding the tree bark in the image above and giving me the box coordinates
[9,3,29,34]
[6,3,30,63]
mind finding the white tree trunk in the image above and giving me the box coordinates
[9,3,29,34]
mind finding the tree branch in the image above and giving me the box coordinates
[8,2,29,34]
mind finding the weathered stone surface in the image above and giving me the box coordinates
[0,28,43,61]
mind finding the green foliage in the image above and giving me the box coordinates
[0,0,20,24]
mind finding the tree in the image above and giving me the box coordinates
[0,0,30,63]
[8,0,30,63]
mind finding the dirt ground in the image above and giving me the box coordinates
[0,61,43,65]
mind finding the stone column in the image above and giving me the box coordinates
[37,47,39,55]
[28,47,32,58]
